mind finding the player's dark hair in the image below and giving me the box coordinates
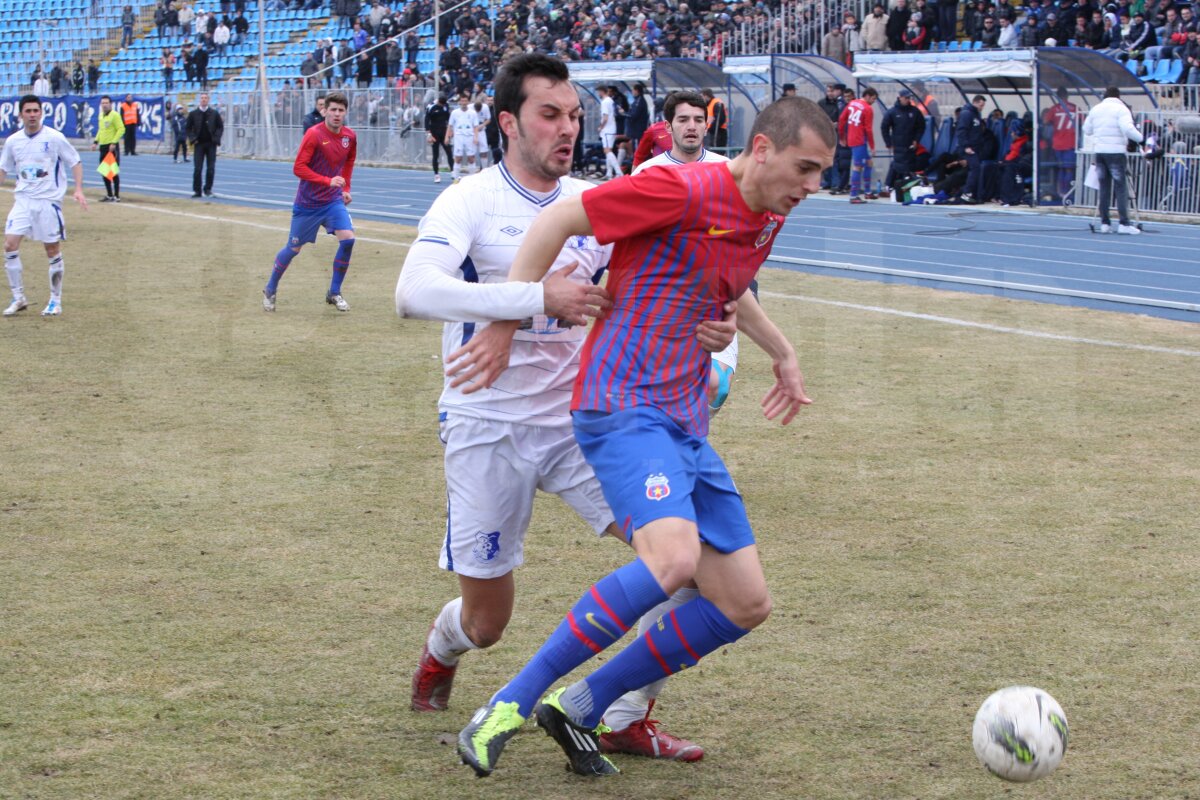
[746,96,837,151]
[1104,86,1120,99]
[100,95,112,103]
[324,91,348,109]
[663,90,706,122]
[972,94,986,103]
[19,94,42,112]
[862,87,878,99]
[493,53,572,150]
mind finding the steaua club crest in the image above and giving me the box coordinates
[341,135,350,148]
[754,218,779,249]
[644,473,670,501]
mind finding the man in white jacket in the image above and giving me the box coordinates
[1081,86,1143,234]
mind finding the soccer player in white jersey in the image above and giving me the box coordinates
[598,85,620,179]
[397,53,735,765]
[631,89,754,418]
[446,94,481,182]
[1,95,88,317]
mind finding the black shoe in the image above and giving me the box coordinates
[192,192,202,198]
[534,689,619,776]
[101,196,114,202]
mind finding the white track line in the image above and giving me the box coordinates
[761,290,1200,358]
[117,201,413,248]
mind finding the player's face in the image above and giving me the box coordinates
[21,102,43,132]
[504,76,582,186]
[324,102,346,131]
[751,130,834,215]
[100,98,112,113]
[666,102,707,156]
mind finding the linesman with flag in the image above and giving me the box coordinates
[92,95,125,203]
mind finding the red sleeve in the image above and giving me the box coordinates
[582,166,689,246]
[632,125,656,168]
[293,128,330,186]
[341,130,356,192]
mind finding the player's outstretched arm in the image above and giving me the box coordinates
[735,289,812,425]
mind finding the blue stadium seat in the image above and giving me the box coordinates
[1164,59,1184,83]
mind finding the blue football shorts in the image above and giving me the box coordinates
[572,406,755,554]
[288,200,353,247]
[851,143,871,166]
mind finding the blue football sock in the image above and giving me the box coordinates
[266,246,298,294]
[565,595,749,729]
[850,168,862,197]
[492,559,668,718]
[330,238,353,294]
[862,165,874,188]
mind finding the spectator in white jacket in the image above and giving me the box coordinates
[1082,86,1144,234]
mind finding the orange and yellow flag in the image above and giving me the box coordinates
[97,152,120,179]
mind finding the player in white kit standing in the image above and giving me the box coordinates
[397,54,737,763]
[446,94,481,182]
[598,85,621,180]
[1,94,88,317]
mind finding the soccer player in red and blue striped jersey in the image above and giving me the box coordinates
[262,92,357,312]
[454,97,837,777]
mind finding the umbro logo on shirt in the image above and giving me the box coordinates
[500,226,523,236]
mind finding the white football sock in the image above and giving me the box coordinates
[48,254,64,300]
[605,151,621,177]
[427,596,476,666]
[601,586,700,732]
[5,251,23,299]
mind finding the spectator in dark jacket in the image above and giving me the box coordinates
[625,82,651,148]
[817,83,845,190]
[302,95,326,130]
[881,89,927,193]
[976,16,1001,48]
[886,0,911,50]
[955,95,987,201]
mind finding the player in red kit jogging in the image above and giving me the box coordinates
[452,97,836,778]
[263,91,357,312]
[838,86,877,203]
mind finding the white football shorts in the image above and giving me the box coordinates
[452,136,477,159]
[439,414,613,579]
[5,196,65,243]
[712,332,738,371]
[600,132,617,150]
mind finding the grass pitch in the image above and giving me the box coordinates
[1,190,1198,800]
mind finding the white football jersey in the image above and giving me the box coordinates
[415,162,611,426]
[0,126,81,202]
[632,147,729,175]
[599,96,617,134]
[449,107,479,137]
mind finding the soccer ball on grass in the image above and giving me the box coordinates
[972,685,1068,782]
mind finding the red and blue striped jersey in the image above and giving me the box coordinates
[293,122,356,207]
[576,162,784,437]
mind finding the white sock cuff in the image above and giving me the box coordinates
[427,596,474,666]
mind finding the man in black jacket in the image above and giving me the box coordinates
[303,95,326,131]
[817,82,844,190]
[424,95,452,183]
[955,94,986,202]
[881,89,926,196]
[886,0,911,50]
[186,93,224,198]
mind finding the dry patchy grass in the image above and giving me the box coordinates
[1,190,1198,800]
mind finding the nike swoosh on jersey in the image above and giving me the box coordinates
[585,612,616,639]
[707,225,735,236]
